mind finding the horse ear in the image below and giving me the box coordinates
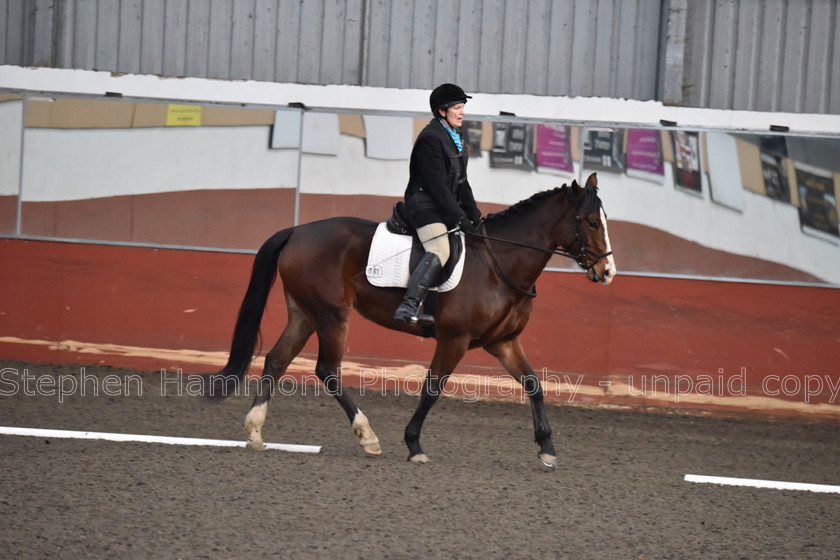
[585,172,598,189]
[571,179,584,196]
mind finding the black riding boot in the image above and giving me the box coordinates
[393,252,443,326]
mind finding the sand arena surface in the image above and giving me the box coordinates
[1,360,838,559]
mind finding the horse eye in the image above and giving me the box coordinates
[587,220,598,229]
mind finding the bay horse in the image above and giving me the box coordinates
[205,172,615,468]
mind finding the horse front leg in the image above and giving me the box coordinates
[405,338,469,463]
[485,338,557,469]
[404,373,446,463]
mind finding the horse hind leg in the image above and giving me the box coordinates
[312,316,381,455]
[244,299,314,450]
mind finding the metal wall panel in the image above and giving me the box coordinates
[355,0,663,99]
[2,0,837,114]
[1,0,24,63]
[683,0,839,114]
[139,0,165,75]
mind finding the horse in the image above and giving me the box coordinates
[204,172,615,468]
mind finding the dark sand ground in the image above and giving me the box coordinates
[1,360,838,559]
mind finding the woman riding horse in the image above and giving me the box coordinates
[392,83,483,326]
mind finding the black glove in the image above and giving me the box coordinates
[457,215,481,234]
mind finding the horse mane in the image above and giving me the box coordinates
[485,183,600,224]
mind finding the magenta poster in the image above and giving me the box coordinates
[625,129,664,179]
[536,124,573,175]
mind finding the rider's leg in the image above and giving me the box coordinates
[416,222,450,267]
[392,222,449,326]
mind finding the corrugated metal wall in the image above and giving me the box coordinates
[2,0,838,114]
[684,0,840,114]
[361,0,662,100]
[1,0,663,100]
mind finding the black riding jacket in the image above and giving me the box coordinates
[404,118,481,229]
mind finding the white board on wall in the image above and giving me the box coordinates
[302,112,340,156]
[705,132,745,212]
[362,115,412,160]
[0,100,22,196]
[271,109,302,149]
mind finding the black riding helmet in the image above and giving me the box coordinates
[429,83,472,116]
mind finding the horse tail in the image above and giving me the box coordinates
[204,228,293,400]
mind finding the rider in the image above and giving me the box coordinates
[392,83,482,326]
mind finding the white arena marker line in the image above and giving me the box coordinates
[0,426,320,454]
[685,474,840,494]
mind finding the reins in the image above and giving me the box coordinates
[466,218,614,295]
[477,224,538,298]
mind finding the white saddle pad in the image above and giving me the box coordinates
[365,223,465,292]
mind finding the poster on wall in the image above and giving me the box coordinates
[796,163,839,242]
[462,121,484,158]
[625,129,664,183]
[760,152,791,202]
[489,122,535,170]
[758,136,790,203]
[671,130,702,194]
[582,128,624,173]
[535,124,574,176]
[705,132,744,211]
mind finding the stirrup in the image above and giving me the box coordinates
[393,302,434,326]
[408,311,435,327]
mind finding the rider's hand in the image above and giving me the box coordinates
[457,215,479,233]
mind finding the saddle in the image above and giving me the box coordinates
[366,202,465,291]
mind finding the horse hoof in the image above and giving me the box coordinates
[538,453,558,470]
[408,453,430,463]
[246,440,266,451]
[352,411,381,455]
[362,442,382,455]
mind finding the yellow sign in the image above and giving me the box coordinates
[166,104,203,126]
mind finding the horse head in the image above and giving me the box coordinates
[568,173,616,285]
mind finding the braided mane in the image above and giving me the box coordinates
[484,186,568,224]
[484,183,601,224]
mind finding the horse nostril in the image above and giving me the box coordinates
[604,270,611,277]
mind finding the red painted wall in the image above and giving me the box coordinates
[1,238,838,420]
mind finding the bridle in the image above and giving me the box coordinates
[566,212,615,282]
[471,212,614,297]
